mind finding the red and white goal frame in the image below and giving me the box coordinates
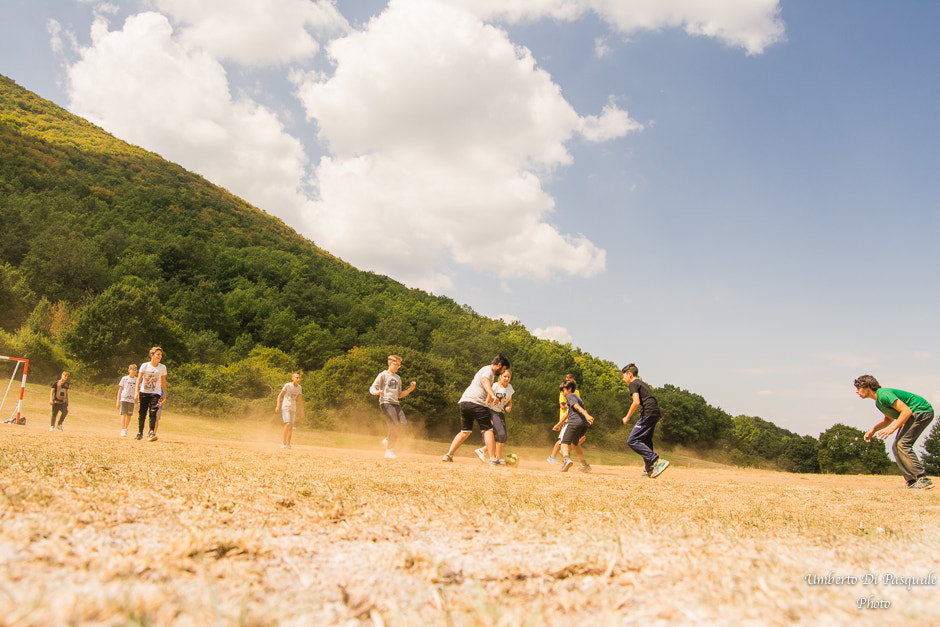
[1,355,29,423]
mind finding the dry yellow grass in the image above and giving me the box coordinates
[0,386,938,626]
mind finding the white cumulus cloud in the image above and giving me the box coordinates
[65,12,310,225]
[295,0,626,290]
[153,0,348,66]
[444,0,785,55]
[532,325,574,344]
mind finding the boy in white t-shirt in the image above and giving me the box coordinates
[475,369,514,463]
[115,364,137,437]
[276,372,304,449]
[134,346,167,442]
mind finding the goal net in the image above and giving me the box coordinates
[1,356,29,424]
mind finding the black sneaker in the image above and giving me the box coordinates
[135,433,143,440]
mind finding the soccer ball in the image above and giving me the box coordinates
[505,453,519,467]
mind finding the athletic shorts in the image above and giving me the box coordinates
[281,406,296,424]
[120,401,135,415]
[380,402,407,425]
[459,402,493,433]
[490,410,507,443]
[561,423,588,445]
[557,423,568,442]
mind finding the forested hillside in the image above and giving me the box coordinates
[0,75,892,472]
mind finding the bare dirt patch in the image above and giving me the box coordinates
[1,391,938,625]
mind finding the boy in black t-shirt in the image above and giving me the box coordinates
[621,364,669,478]
[49,371,70,431]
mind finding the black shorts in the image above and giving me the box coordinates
[561,423,588,445]
[459,402,493,433]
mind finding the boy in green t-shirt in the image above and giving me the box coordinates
[854,375,934,489]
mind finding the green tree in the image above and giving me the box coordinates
[62,279,186,373]
[657,385,732,446]
[921,420,940,476]
[780,435,821,473]
[20,225,107,302]
[0,262,35,331]
[292,320,339,371]
[817,424,892,475]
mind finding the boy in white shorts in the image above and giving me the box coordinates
[276,372,304,449]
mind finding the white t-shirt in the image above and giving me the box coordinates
[459,365,497,406]
[280,383,302,408]
[492,382,515,414]
[118,375,137,402]
[138,362,167,395]
[370,370,402,405]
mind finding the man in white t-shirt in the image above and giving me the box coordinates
[276,372,304,449]
[441,355,510,465]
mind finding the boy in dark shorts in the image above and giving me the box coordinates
[622,363,669,478]
[549,374,581,464]
[370,355,416,459]
[442,355,510,465]
[49,371,70,431]
[560,380,594,472]
[854,375,934,489]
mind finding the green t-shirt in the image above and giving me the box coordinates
[875,388,933,419]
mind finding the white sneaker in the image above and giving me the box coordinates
[384,449,397,459]
[120,429,127,437]
[381,437,388,448]
[49,426,54,432]
[56,425,63,431]
[650,459,670,478]
[474,448,487,463]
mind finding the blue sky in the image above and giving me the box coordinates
[2,1,939,440]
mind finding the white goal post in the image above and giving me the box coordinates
[0,355,29,423]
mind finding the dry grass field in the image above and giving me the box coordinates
[1,385,938,626]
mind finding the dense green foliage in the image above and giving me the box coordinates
[817,424,892,475]
[730,414,822,472]
[0,75,889,473]
[922,420,940,476]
